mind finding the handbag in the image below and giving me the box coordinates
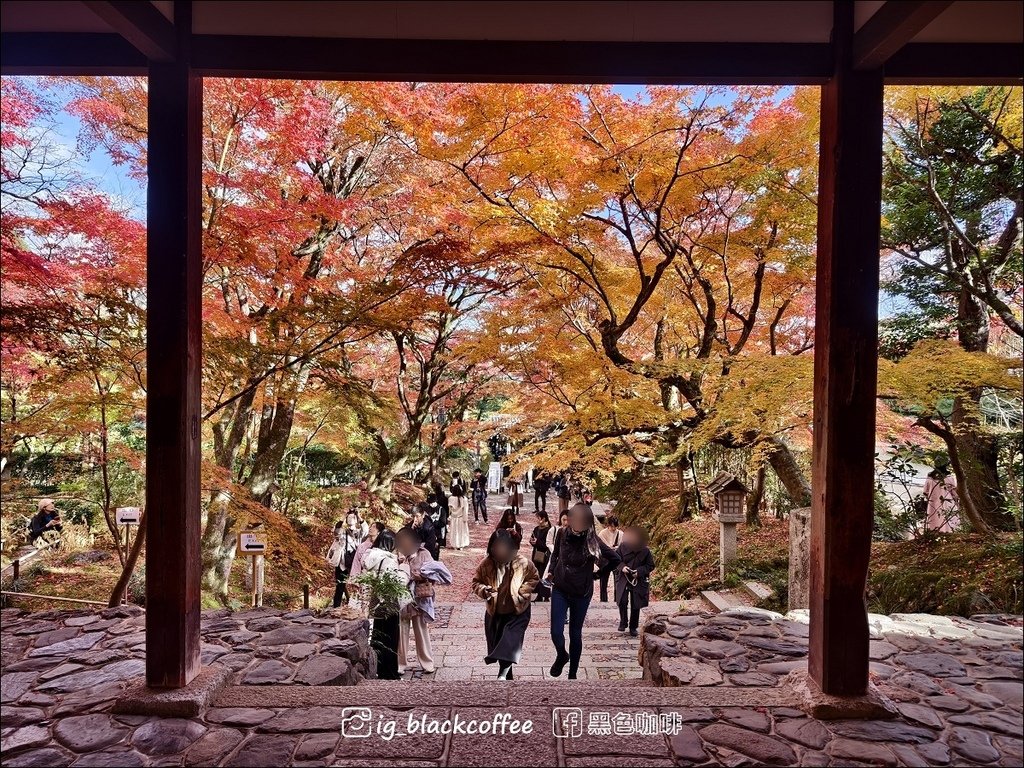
[531,547,548,567]
[414,580,435,600]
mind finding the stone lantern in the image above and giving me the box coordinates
[707,472,749,580]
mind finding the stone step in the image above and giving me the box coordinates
[215,680,800,709]
[699,589,754,613]
[742,580,774,603]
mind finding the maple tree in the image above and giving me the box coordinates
[390,84,820,519]
[882,86,1023,532]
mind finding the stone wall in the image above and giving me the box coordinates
[1,604,376,708]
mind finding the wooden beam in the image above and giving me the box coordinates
[145,1,202,689]
[809,0,883,697]
[188,36,834,84]
[853,0,953,70]
[886,43,1024,84]
[83,1,176,61]
[0,32,146,75]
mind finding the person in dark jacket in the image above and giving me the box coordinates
[528,510,552,600]
[547,503,620,679]
[472,529,540,680]
[615,526,656,636]
[28,498,62,544]
[470,468,488,523]
[533,473,550,512]
[429,482,449,548]
[493,508,523,549]
[413,504,440,560]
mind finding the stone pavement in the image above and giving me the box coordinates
[410,493,690,682]
[2,489,1022,766]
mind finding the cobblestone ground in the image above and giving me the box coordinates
[1,490,1021,766]
[404,492,690,682]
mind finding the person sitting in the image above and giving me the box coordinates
[28,499,62,545]
[472,529,540,680]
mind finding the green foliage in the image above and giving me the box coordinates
[351,568,408,618]
[869,533,1024,615]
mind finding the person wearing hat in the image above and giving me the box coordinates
[28,499,62,544]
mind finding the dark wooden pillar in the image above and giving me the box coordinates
[145,2,202,688]
[808,0,884,697]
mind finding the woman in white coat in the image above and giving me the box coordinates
[448,471,471,549]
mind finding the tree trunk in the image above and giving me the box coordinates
[950,286,1012,530]
[746,464,766,527]
[676,457,697,521]
[108,509,146,606]
[766,438,812,507]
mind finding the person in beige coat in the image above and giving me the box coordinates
[472,529,540,680]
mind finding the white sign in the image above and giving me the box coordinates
[487,461,503,493]
[237,532,268,554]
[115,507,141,525]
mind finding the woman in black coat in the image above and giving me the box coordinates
[547,503,621,679]
[614,526,656,636]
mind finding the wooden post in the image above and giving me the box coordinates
[303,583,310,609]
[809,0,884,697]
[145,1,202,689]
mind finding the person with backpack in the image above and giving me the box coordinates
[597,514,622,602]
[546,503,620,680]
[615,526,656,636]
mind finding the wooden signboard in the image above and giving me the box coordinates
[237,532,268,555]
[115,507,142,525]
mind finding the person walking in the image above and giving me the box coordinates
[547,503,620,679]
[413,503,440,560]
[448,481,471,550]
[533,473,550,513]
[327,511,363,607]
[492,508,523,549]
[528,510,553,601]
[470,468,489,523]
[597,514,622,602]
[615,526,655,636]
[361,528,403,680]
[472,529,540,680]
[430,481,449,548]
[506,478,522,516]
[556,475,572,514]
[396,526,452,675]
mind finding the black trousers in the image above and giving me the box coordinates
[598,570,612,602]
[333,566,349,608]
[618,589,641,631]
[535,489,546,512]
[372,613,401,679]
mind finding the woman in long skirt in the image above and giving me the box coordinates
[448,480,471,550]
[472,529,540,679]
[360,529,403,680]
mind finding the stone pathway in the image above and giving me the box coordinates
[408,493,691,682]
[1,490,1022,766]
